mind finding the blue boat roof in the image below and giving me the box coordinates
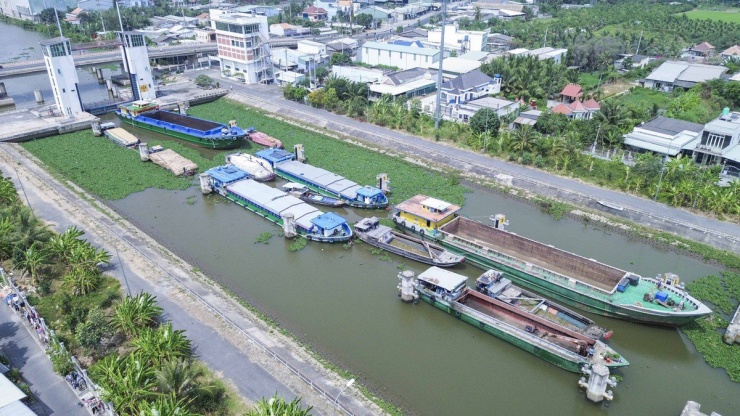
[206,165,249,183]
[311,212,347,230]
[356,186,384,198]
[256,148,294,164]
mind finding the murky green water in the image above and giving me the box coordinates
[107,178,737,416]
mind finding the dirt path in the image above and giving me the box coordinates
[0,143,384,416]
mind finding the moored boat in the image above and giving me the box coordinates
[200,166,352,243]
[248,129,283,149]
[354,217,464,267]
[282,182,345,207]
[402,267,628,373]
[103,127,140,148]
[116,100,245,149]
[256,148,389,209]
[226,152,275,182]
[392,195,712,326]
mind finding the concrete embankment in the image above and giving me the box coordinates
[0,143,384,416]
[224,91,740,254]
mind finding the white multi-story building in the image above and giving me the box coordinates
[1,0,76,20]
[40,37,83,118]
[118,31,156,100]
[359,41,442,70]
[210,9,273,84]
[428,25,490,53]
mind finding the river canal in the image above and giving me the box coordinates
[103,127,737,416]
[0,21,121,109]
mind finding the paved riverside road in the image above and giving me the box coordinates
[191,70,740,251]
[0,301,86,416]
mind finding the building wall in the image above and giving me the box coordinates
[42,39,83,117]
[360,46,438,70]
[428,25,489,52]
[1,0,76,20]
[211,10,273,84]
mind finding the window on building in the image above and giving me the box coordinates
[128,35,145,48]
[48,42,68,57]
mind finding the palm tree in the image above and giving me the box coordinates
[91,353,157,415]
[0,176,18,207]
[112,292,163,337]
[63,269,100,296]
[509,125,538,153]
[596,100,631,129]
[133,322,192,365]
[246,395,313,416]
[136,396,196,416]
[15,242,48,286]
[10,206,52,254]
[155,358,202,399]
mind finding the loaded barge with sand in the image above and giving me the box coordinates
[398,267,628,373]
[354,217,464,267]
[200,165,352,243]
[392,195,711,326]
[256,148,389,209]
[116,100,245,149]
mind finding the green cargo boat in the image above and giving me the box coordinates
[393,195,712,326]
[402,267,628,373]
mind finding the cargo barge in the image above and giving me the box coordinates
[392,195,711,326]
[400,267,628,373]
[116,100,244,149]
[200,166,352,243]
[256,148,389,209]
[248,129,283,149]
[354,217,464,267]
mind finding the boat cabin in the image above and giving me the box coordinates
[256,148,296,167]
[417,266,467,301]
[354,216,381,232]
[355,186,388,206]
[205,165,250,189]
[394,195,461,235]
[118,100,159,117]
[475,270,511,297]
[310,212,350,237]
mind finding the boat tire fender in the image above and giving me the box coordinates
[430,296,436,304]
[455,311,461,318]
[411,225,416,232]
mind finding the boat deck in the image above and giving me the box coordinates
[149,149,197,176]
[104,127,139,147]
[442,217,624,291]
[142,111,220,132]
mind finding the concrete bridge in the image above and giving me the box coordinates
[0,43,217,77]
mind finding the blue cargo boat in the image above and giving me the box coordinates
[117,100,245,149]
[200,166,352,243]
[256,148,389,209]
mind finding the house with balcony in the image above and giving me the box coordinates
[428,25,490,53]
[622,116,704,157]
[418,70,502,120]
[211,9,273,84]
[692,110,740,175]
[302,5,328,21]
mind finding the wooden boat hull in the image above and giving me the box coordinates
[399,217,710,326]
[119,115,242,149]
[356,230,463,267]
[294,192,345,207]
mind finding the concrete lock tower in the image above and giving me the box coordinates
[118,31,156,101]
[40,38,83,118]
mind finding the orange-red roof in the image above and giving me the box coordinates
[395,195,460,222]
[692,41,715,52]
[722,45,740,56]
[560,83,583,99]
[551,103,572,115]
[583,98,600,109]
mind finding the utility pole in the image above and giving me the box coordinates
[433,0,447,130]
[543,27,548,48]
[635,30,643,56]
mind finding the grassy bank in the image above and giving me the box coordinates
[681,9,740,23]
[682,271,740,382]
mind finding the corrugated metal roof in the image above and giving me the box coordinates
[277,161,362,198]
[362,41,440,56]
[676,64,727,83]
[640,116,704,135]
[282,204,322,230]
[417,267,467,292]
[0,374,26,408]
[646,61,689,83]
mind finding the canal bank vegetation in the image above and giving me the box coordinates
[682,271,740,383]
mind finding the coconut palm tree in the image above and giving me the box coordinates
[15,242,48,286]
[112,292,163,337]
[246,395,313,416]
[155,358,201,399]
[9,206,52,254]
[509,125,538,153]
[133,322,192,365]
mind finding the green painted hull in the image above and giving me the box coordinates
[399,221,709,326]
[418,291,586,373]
[120,117,241,149]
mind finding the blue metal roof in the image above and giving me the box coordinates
[256,148,295,166]
[356,186,384,198]
[206,165,249,183]
[311,212,347,230]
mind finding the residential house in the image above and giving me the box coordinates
[211,9,273,84]
[439,57,485,79]
[428,25,490,53]
[332,65,387,83]
[302,6,328,21]
[196,12,210,26]
[64,7,84,25]
[642,61,728,92]
[451,96,519,122]
[326,38,359,56]
[275,70,306,86]
[391,4,429,21]
[613,54,653,70]
[514,109,542,128]
[721,45,740,61]
[690,41,715,58]
[419,70,501,120]
[623,116,704,156]
[559,83,583,102]
[550,83,600,120]
[313,0,339,20]
[692,109,740,174]
[269,23,310,37]
[368,67,438,100]
[355,6,391,22]
[359,41,442,70]
[488,33,514,52]
[524,47,568,64]
[194,27,216,43]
